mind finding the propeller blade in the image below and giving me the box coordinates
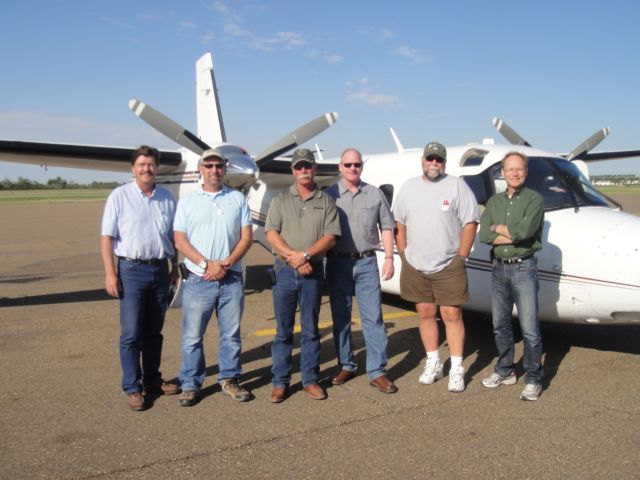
[129,99,210,155]
[492,117,531,147]
[565,127,610,161]
[254,112,339,165]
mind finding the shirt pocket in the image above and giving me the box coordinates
[358,206,378,238]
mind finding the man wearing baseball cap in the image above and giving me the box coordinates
[173,148,253,406]
[264,148,341,402]
[393,141,479,393]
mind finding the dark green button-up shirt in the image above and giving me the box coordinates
[479,186,544,258]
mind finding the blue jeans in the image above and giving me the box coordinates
[271,259,323,387]
[118,258,170,394]
[326,255,388,380]
[179,270,244,391]
[491,257,543,385]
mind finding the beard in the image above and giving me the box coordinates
[424,166,442,180]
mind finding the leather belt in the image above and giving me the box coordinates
[494,253,534,265]
[118,256,165,266]
[328,249,376,260]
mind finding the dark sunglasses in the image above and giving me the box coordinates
[342,162,363,169]
[202,163,225,170]
[425,155,445,164]
[293,162,314,170]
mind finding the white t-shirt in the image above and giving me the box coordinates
[393,174,479,273]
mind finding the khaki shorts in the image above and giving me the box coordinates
[399,253,469,306]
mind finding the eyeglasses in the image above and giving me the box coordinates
[424,156,445,164]
[342,162,363,169]
[202,163,225,170]
[293,162,313,170]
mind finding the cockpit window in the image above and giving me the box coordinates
[483,157,610,212]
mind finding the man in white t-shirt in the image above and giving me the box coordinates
[393,141,479,392]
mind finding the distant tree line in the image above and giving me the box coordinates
[591,175,639,186]
[0,177,122,190]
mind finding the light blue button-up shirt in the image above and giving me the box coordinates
[173,186,251,275]
[101,182,176,260]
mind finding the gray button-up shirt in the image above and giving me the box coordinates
[325,179,395,253]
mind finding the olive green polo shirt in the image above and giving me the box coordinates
[265,184,341,256]
[479,186,544,258]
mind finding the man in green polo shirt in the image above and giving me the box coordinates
[479,151,545,401]
[264,148,341,403]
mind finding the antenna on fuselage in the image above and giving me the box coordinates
[389,128,404,153]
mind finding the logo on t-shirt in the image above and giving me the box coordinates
[441,199,450,211]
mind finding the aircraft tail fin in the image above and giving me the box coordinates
[196,52,226,144]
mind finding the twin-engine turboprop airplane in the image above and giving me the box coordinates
[1,53,639,325]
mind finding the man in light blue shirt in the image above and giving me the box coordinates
[173,148,253,407]
[101,145,179,411]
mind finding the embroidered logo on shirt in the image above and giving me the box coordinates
[441,199,450,211]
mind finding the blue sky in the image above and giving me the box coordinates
[1,0,639,182]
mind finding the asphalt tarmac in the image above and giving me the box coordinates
[1,199,639,479]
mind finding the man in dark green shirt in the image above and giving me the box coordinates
[479,151,545,401]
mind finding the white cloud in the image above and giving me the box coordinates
[346,91,401,108]
[201,31,214,44]
[379,29,394,40]
[212,1,230,15]
[395,45,426,64]
[180,19,197,29]
[324,54,344,63]
[357,27,395,41]
[225,21,251,37]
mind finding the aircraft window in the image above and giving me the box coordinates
[459,148,489,167]
[489,157,609,212]
[379,184,394,207]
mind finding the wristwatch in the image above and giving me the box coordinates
[198,258,208,269]
[303,252,311,262]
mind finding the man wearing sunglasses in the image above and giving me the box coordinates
[393,142,479,393]
[172,148,253,407]
[325,148,398,394]
[265,148,341,403]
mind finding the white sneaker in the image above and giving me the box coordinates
[448,366,465,392]
[481,371,517,389]
[520,383,542,401]
[418,358,443,385]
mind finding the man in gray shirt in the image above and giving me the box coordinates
[394,142,479,393]
[326,148,398,394]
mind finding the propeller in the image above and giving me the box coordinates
[492,117,531,147]
[129,99,211,155]
[254,112,339,165]
[565,127,610,161]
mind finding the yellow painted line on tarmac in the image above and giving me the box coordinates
[252,309,415,337]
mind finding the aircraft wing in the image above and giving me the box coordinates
[0,140,183,174]
[572,149,640,162]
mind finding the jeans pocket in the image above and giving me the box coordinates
[184,272,203,285]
